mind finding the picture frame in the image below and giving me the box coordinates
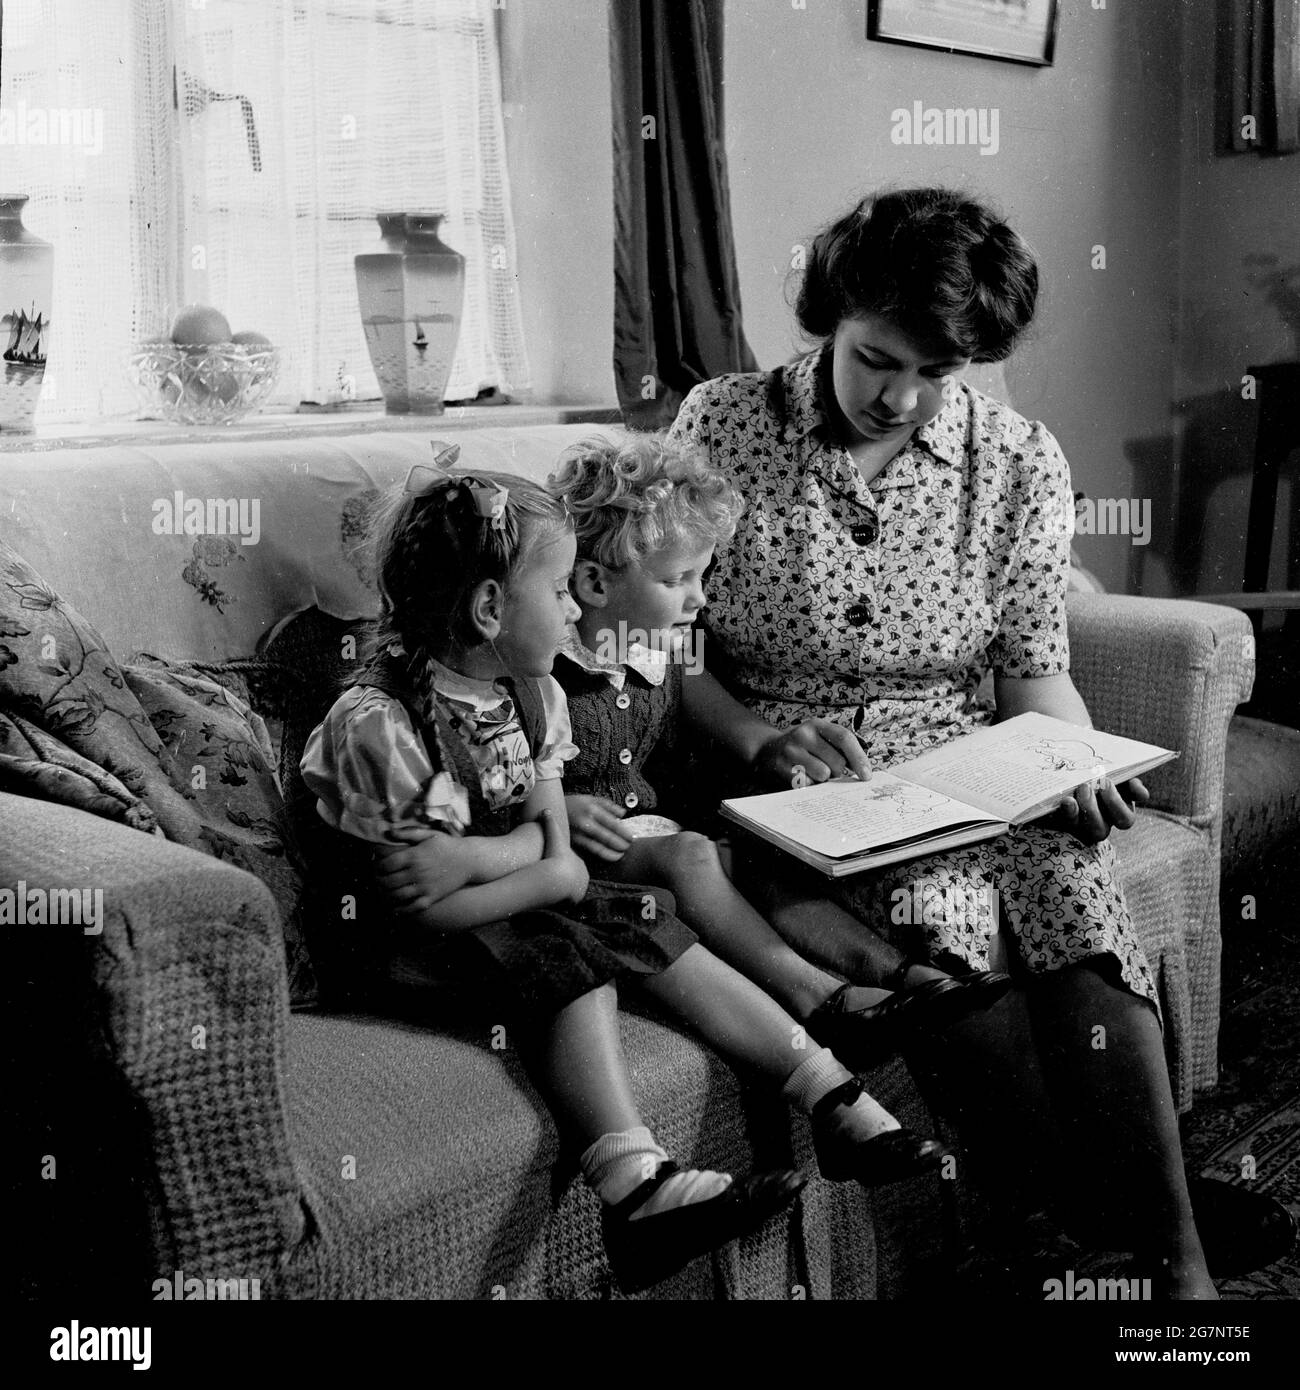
[868,0,1059,68]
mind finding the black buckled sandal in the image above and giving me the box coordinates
[883,954,1013,1002]
[600,1160,807,1294]
[810,1077,949,1188]
[1187,1177,1298,1277]
[808,968,1014,1071]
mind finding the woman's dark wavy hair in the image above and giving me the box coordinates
[353,469,569,682]
[794,188,1038,363]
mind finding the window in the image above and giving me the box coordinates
[0,0,529,424]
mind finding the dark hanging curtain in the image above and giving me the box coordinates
[610,0,757,429]
[1220,0,1300,154]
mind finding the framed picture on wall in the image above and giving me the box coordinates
[868,0,1059,68]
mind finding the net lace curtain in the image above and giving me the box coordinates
[1,0,529,423]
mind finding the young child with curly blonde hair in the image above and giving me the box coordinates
[549,433,1011,1074]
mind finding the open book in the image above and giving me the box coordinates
[719,713,1177,878]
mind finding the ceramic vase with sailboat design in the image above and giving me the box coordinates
[354,212,465,414]
[0,195,53,434]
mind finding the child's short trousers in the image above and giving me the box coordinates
[370,880,697,1024]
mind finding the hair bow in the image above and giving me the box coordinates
[403,441,509,530]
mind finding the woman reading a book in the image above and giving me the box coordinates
[665,187,1219,1297]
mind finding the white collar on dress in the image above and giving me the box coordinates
[388,640,513,713]
[558,626,669,690]
[424,655,513,712]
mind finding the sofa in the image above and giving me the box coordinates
[0,422,1257,1300]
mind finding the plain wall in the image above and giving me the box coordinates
[724,0,1186,595]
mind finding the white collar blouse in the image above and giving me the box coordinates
[665,345,1075,769]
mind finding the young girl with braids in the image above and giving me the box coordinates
[300,447,949,1293]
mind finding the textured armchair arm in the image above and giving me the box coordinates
[1066,594,1255,824]
[0,791,307,1286]
[1067,594,1253,1102]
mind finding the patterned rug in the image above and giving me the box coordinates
[1176,899,1300,1299]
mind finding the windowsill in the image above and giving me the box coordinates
[2,401,624,453]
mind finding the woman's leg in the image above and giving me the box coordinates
[903,985,1074,1238]
[1027,964,1216,1299]
[613,834,890,1018]
[904,964,1216,1298]
[755,820,1214,1296]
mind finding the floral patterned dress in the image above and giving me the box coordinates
[299,653,698,1018]
[301,652,577,844]
[668,348,1156,1008]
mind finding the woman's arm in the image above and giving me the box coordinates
[682,667,872,785]
[680,667,779,767]
[993,671,1148,842]
[992,670,1092,726]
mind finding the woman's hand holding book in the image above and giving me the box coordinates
[1041,776,1150,845]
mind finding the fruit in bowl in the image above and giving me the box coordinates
[172,305,239,406]
[128,306,281,424]
[171,303,233,346]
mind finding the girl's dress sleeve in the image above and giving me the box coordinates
[531,676,580,781]
[986,420,1073,680]
[300,686,471,842]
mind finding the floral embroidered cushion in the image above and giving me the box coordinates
[0,538,317,1005]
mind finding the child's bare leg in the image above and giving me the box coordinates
[731,843,950,989]
[639,940,950,1184]
[535,982,734,1214]
[639,942,902,1140]
[534,983,806,1287]
[637,941,812,1081]
[612,834,889,1019]
[536,982,643,1143]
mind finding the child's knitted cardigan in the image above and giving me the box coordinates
[552,647,683,814]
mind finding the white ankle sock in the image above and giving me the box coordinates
[782,1046,853,1112]
[580,1126,732,1218]
[782,1046,900,1140]
[580,1126,668,1204]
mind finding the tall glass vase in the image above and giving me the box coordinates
[0,195,53,434]
[354,212,465,415]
